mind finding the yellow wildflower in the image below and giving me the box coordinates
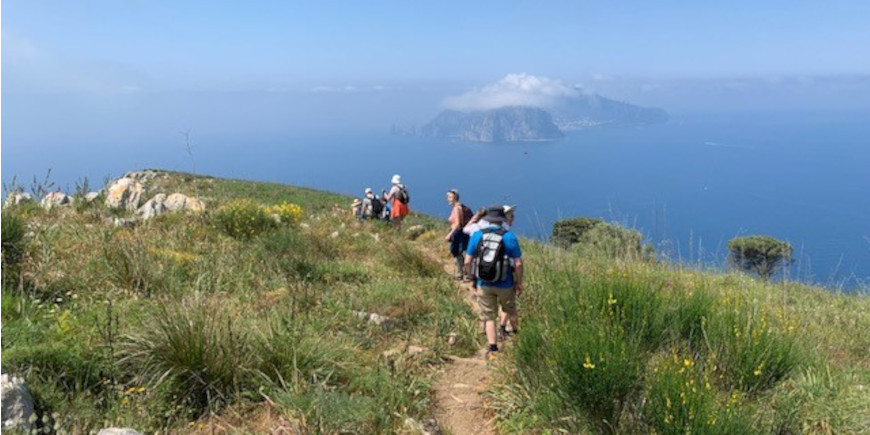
[583,355,595,370]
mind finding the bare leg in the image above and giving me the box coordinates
[485,320,497,346]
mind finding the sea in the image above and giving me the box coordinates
[3,109,869,291]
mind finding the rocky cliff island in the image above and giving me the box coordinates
[419,93,668,143]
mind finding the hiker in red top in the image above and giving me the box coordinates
[383,174,410,229]
[445,189,472,280]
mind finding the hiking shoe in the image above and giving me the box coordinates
[484,350,499,363]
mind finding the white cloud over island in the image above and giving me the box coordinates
[443,73,582,111]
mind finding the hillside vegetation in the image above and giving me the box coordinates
[2,170,868,434]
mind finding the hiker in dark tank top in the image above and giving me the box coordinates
[444,189,472,281]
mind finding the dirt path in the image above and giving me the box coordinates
[431,259,497,435]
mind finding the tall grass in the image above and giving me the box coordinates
[118,297,257,414]
[503,245,805,433]
[1,210,28,286]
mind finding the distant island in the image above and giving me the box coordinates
[414,92,668,143]
[420,106,564,142]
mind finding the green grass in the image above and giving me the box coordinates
[2,169,867,434]
[491,243,867,433]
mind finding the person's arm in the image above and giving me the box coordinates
[464,233,480,276]
[513,258,524,296]
[464,253,474,277]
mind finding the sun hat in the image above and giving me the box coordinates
[391,174,401,184]
[484,204,506,223]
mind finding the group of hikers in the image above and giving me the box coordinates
[352,175,523,362]
[351,174,411,228]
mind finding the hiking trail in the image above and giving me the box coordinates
[430,256,497,435]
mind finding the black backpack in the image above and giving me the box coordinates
[473,228,510,283]
[397,185,410,204]
[458,203,473,227]
[370,196,384,217]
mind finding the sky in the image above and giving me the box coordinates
[3,1,870,94]
[2,0,870,168]
[2,1,869,284]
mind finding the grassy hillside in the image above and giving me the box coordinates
[2,170,868,434]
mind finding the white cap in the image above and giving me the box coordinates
[365,187,373,194]
[503,205,516,214]
[391,174,401,184]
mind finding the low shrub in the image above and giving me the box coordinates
[265,202,304,227]
[213,199,275,239]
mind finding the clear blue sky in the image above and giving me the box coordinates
[4,1,870,93]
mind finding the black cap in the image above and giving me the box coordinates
[484,204,506,223]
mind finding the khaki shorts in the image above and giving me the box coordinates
[478,285,517,321]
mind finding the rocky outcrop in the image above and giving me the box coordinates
[164,193,205,213]
[122,170,164,183]
[1,370,35,431]
[137,194,168,220]
[421,107,563,143]
[4,192,33,207]
[40,191,74,210]
[106,178,145,211]
[84,192,102,203]
[137,193,205,220]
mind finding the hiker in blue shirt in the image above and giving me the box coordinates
[465,205,524,362]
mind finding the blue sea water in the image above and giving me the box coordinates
[3,109,869,290]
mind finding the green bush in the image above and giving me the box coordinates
[213,199,276,239]
[551,217,654,260]
[550,217,604,249]
[727,235,793,280]
[573,222,655,261]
